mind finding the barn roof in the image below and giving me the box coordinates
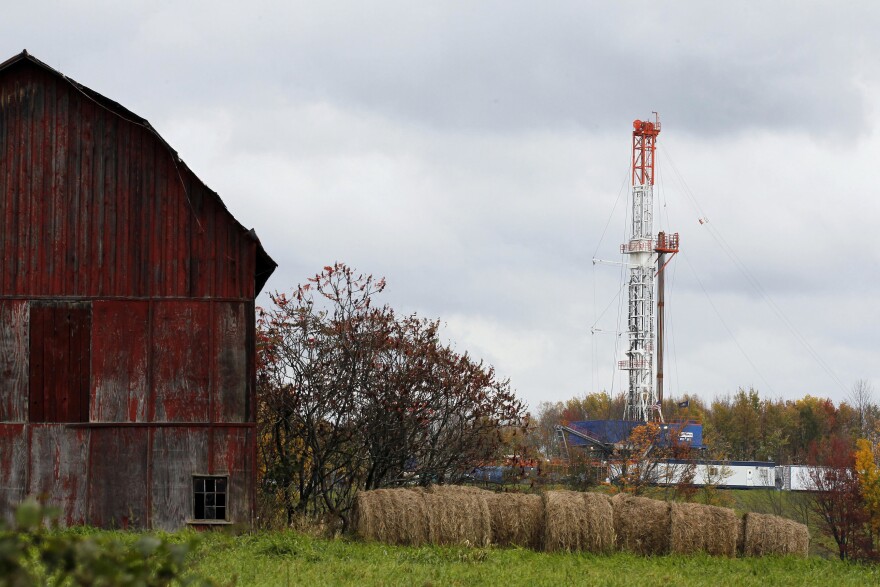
[0,50,277,294]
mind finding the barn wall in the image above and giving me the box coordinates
[150,427,209,530]
[90,301,150,422]
[151,302,212,422]
[0,424,27,524]
[87,427,149,528]
[0,61,256,300]
[212,426,255,526]
[0,301,28,422]
[29,425,89,525]
[212,302,248,423]
[0,55,266,530]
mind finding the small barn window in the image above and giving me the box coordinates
[193,476,227,521]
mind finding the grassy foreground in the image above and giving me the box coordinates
[179,530,878,587]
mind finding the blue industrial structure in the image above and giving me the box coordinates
[561,420,704,451]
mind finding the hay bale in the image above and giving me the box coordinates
[741,512,809,557]
[670,502,739,557]
[423,485,492,546]
[486,493,544,549]
[612,494,671,555]
[543,490,615,553]
[352,488,429,546]
[425,484,489,495]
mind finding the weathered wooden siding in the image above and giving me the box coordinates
[87,427,149,528]
[0,301,28,422]
[0,423,253,529]
[0,60,257,300]
[0,52,272,530]
[28,302,91,423]
[150,427,210,530]
[212,427,254,526]
[0,424,27,523]
[90,301,150,422]
[29,425,89,525]
[213,302,248,423]
[152,302,211,422]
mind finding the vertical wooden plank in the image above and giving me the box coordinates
[70,97,86,295]
[214,203,226,297]
[152,145,166,297]
[245,300,256,423]
[13,78,29,295]
[68,305,91,422]
[212,302,247,423]
[0,423,28,525]
[91,301,149,422]
[151,301,210,422]
[176,167,188,297]
[28,304,46,423]
[0,301,29,422]
[87,427,148,528]
[51,307,64,422]
[199,187,216,298]
[211,427,253,526]
[29,424,89,526]
[150,427,209,530]
[0,76,8,295]
[26,76,38,295]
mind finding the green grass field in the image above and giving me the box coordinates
[30,489,874,586]
[179,530,878,587]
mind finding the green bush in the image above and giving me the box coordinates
[0,499,214,586]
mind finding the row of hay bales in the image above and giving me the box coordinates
[353,486,809,557]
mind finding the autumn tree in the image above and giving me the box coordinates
[855,438,880,554]
[806,437,871,560]
[614,422,696,495]
[257,264,526,528]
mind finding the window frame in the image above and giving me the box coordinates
[190,474,230,524]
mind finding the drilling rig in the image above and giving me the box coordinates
[619,114,679,422]
[556,115,688,462]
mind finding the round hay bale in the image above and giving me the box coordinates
[543,490,614,553]
[423,485,492,546]
[670,502,739,557]
[486,493,544,549]
[612,493,671,555]
[741,512,809,557]
[353,488,429,546]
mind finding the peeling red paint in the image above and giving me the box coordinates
[0,52,274,529]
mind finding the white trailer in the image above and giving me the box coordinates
[613,460,777,489]
[775,465,822,491]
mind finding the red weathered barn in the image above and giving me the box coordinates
[0,51,276,529]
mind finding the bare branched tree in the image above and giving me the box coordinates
[850,379,877,441]
[256,264,526,529]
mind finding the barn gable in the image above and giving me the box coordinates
[0,50,275,529]
[0,50,275,298]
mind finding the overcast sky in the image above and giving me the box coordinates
[5,2,880,411]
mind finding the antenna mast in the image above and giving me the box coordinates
[620,114,678,422]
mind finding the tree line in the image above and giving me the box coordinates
[530,384,878,464]
[532,385,880,561]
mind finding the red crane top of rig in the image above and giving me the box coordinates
[631,114,661,188]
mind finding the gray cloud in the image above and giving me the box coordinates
[3,1,880,408]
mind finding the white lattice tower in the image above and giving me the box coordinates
[620,117,660,421]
